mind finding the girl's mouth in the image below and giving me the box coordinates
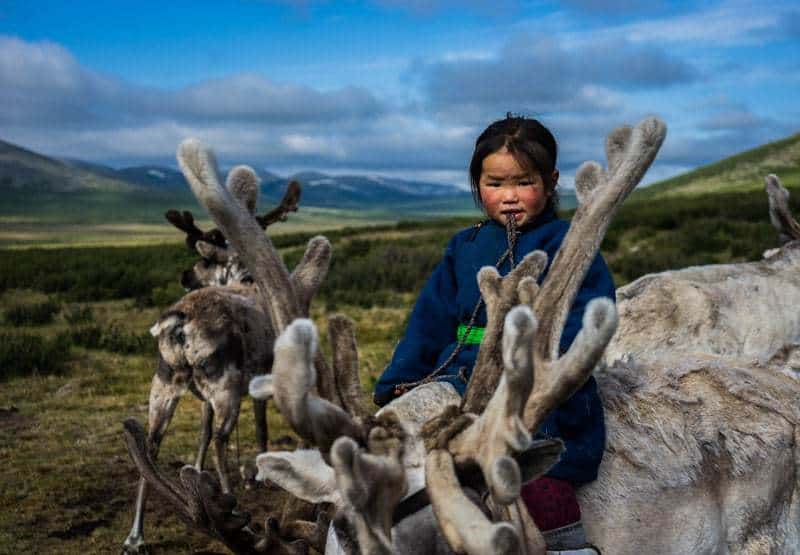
[503,210,523,221]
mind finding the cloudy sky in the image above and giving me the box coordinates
[1,0,798,188]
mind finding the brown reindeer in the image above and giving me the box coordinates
[122,167,329,554]
[123,117,668,554]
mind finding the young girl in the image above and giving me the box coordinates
[374,114,614,552]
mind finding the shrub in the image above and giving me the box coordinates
[0,332,71,380]
[62,304,94,324]
[67,325,104,349]
[67,323,154,355]
[99,323,154,355]
[4,299,61,326]
[150,283,186,308]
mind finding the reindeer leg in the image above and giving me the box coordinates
[195,400,213,470]
[254,398,268,453]
[210,386,242,494]
[123,374,184,554]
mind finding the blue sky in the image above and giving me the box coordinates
[1,0,798,188]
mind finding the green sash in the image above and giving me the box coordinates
[456,324,485,345]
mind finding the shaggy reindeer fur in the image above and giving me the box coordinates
[578,181,800,554]
[604,242,800,366]
[580,351,800,553]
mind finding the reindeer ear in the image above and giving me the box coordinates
[150,311,186,337]
[255,450,342,507]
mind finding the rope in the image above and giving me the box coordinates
[393,216,519,396]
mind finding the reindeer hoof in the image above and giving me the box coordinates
[122,535,150,554]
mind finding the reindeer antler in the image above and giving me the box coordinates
[765,174,800,245]
[257,180,301,229]
[122,418,309,555]
[165,209,227,250]
[167,168,299,254]
[462,251,548,412]
[534,118,666,362]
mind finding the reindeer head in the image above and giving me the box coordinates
[166,169,301,291]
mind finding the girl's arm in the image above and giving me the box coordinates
[558,252,616,355]
[373,236,460,406]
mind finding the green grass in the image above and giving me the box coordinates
[0,290,403,553]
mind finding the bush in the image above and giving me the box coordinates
[4,299,61,326]
[62,304,94,324]
[99,323,154,355]
[67,323,155,355]
[67,325,104,350]
[0,332,71,380]
[149,283,186,308]
[0,244,196,302]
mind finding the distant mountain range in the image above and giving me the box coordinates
[5,130,798,227]
[0,138,470,210]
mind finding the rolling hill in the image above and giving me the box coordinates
[0,139,139,193]
[632,132,800,200]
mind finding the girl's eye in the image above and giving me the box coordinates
[484,182,501,188]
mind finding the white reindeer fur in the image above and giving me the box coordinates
[577,242,800,554]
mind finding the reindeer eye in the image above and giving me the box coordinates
[241,276,254,285]
[174,329,186,345]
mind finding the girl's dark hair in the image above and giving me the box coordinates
[469,113,559,212]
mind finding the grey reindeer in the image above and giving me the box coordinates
[122,167,330,554]
[125,123,800,555]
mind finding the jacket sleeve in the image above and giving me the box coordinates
[373,236,460,406]
[558,252,616,355]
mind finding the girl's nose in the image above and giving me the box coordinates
[502,185,519,202]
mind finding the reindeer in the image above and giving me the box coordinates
[122,169,329,553]
[577,174,800,554]
[123,117,670,554]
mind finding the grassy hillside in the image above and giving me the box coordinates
[634,132,800,199]
[0,139,139,193]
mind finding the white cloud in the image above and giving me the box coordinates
[281,134,347,158]
[599,2,788,46]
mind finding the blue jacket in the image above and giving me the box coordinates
[374,207,616,485]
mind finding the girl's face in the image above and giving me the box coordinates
[479,147,555,227]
